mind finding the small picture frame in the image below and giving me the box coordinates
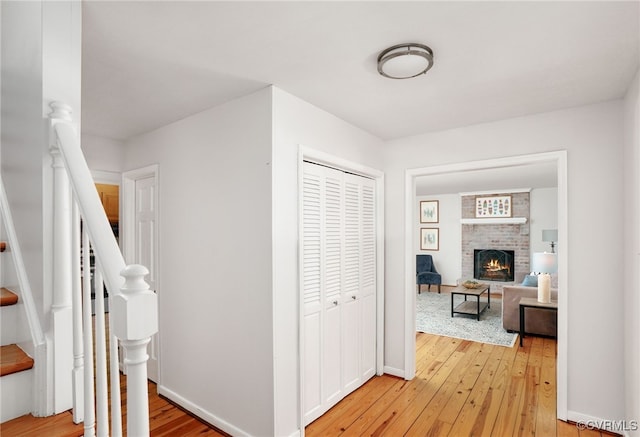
[420,200,439,223]
[475,195,512,218]
[420,228,439,251]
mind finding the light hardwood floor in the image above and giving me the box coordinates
[308,333,561,436]
[1,333,617,436]
[0,377,229,437]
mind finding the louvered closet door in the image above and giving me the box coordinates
[322,169,344,409]
[302,163,324,424]
[302,162,345,425]
[341,176,361,393]
[302,161,377,425]
[356,174,377,382]
[342,173,376,392]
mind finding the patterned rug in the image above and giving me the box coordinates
[416,290,517,347]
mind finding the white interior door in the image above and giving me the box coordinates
[322,169,344,407]
[353,174,376,381]
[302,165,324,424]
[123,166,159,382]
[135,175,158,382]
[302,161,376,425]
[342,177,361,393]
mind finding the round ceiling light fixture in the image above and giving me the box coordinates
[377,43,434,79]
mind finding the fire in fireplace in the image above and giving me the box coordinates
[474,249,515,282]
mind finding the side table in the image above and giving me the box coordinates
[519,297,558,347]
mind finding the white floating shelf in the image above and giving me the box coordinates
[460,217,528,225]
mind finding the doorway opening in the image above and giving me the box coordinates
[404,151,568,420]
[122,164,159,382]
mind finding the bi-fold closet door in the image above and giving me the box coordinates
[302,161,376,426]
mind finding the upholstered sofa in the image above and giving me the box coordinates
[502,285,558,336]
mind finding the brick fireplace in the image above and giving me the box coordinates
[461,191,530,292]
[474,249,515,282]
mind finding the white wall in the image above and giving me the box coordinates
[530,187,558,255]
[383,100,626,423]
[122,85,385,436]
[1,0,81,330]
[1,1,47,324]
[271,87,385,436]
[81,134,125,173]
[415,194,460,285]
[123,88,275,436]
[1,0,82,415]
[623,68,640,437]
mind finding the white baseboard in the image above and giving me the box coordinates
[383,365,405,379]
[567,410,636,436]
[157,384,251,437]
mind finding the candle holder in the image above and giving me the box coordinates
[537,273,551,303]
[532,252,557,303]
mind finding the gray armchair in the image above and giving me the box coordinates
[416,254,442,294]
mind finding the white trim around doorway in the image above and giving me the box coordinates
[121,164,159,265]
[403,150,568,420]
[91,170,121,185]
[121,164,160,380]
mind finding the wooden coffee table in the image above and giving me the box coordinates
[451,283,491,321]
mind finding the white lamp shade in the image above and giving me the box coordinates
[532,252,557,274]
[542,229,558,242]
[381,53,430,78]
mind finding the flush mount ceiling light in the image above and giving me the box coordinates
[377,43,434,79]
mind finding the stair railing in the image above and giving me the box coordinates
[0,176,48,417]
[49,101,158,436]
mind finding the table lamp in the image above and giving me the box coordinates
[542,229,558,253]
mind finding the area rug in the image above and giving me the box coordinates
[416,291,517,347]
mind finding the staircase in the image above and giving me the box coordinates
[0,243,35,422]
[0,102,158,435]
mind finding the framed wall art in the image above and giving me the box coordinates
[475,195,512,218]
[420,228,439,251]
[420,200,439,223]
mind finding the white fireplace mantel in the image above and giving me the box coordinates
[460,217,528,225]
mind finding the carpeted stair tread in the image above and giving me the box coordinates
[1,288,19,306]
[0,344,34,376]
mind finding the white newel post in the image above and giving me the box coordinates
[49,101,75,413]
[112,265,158,437]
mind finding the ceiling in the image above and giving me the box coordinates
[415,161,558,196]
[81,1,640,142]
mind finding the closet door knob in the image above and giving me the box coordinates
[333,301,338,306]
[352,296,356,300]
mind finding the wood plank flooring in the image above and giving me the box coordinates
[306,333,618,437]
[1,333,618,436]
[0,376,228,437]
